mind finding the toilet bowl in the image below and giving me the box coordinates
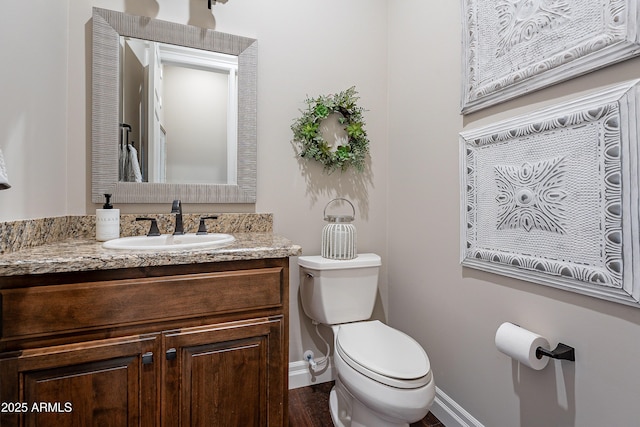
[298,254,435,427]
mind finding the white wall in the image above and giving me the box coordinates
[388,1,640,426]
[11,0,387,382]
[205,0,390,367]
[4,1,640,425]
[0,1,69,221]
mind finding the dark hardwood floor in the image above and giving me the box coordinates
[289,381,444,426]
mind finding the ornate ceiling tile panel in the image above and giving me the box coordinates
[461,0,640,113]
[459,80,640,308]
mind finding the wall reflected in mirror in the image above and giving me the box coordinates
[119,37,238,185]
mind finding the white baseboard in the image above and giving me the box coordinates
[288,358,335,390]
[289,362,484,427]
[430,387,485,427]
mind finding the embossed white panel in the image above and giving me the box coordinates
[460,80,640,308]
[461,0,640,114]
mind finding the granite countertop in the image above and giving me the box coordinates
[0,232,301,277]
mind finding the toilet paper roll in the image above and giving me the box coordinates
[495,322,550,370]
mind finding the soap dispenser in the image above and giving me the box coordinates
[96,194,120,241]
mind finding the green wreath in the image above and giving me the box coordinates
[291,86,369,173]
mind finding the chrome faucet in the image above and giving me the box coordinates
[171,200,184,235]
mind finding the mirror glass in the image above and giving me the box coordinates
[120,38,238,185]
[92,8,257,203]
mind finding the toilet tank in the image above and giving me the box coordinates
[298,253,381,325]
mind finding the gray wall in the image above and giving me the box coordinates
[388,1,640,426]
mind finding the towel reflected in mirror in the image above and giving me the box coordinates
[0,148,10,190]
[119,143,143,183]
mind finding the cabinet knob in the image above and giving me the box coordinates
[166,348,177,361]
[142,352,154,365]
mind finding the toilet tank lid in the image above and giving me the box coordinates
[298,253,381,270]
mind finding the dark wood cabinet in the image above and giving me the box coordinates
[0,258,289,427]
[1,335,159,427]
[163,317,284,427]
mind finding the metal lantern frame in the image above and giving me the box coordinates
[321,198,357,260]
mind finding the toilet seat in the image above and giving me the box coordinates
[336,320,431,389]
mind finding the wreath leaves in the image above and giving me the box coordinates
[291,86,370,173]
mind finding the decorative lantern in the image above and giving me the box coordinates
[321,198,357,260]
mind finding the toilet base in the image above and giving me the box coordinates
[329,379,410,427]
[329,384,350,427]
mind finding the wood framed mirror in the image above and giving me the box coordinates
[91,7,257,203]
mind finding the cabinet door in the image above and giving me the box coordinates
[163,317,284,427]
[0,335,158,427]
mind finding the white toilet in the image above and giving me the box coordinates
[298,253,435,427]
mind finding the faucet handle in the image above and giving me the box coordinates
[136,217,161,236]
[197,216,219,235]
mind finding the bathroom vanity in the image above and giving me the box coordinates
[0,228,300,427]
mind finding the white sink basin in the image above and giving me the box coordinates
[102,233,235,251]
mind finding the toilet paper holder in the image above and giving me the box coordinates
[535,343,575,362]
